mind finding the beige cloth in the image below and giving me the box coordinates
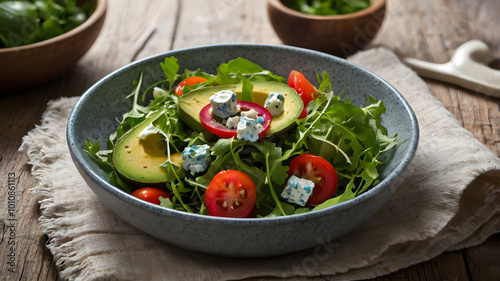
[20,48,500,281]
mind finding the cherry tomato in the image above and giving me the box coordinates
[174,76,208,96]
[205,170,257,218]
[199,100,272,139]
[287,154,338,206]
[132,187,170,205]
[287,70,318,106]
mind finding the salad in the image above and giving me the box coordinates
[85,57,400,218]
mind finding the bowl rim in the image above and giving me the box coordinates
[67,43,419,225]
[267,0,386,20]
[0,0,107,54]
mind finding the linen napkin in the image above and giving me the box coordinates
[20,48,500,281]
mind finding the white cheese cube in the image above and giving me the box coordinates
[264,92,285,116]
[226,116,240,129]
[281,175,314,206]
[236,116,262,142]
[240,108,259,120]
[181,144,211,175]
[209,90,239,118]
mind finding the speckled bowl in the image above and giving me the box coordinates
[67,44,418,258]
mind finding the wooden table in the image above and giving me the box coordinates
[1,0,499,280]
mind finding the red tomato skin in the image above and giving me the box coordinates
[199,101,272,139]
[287,70,318,106]
[174,76,208,96]
[132,187,170,205]
[205,170,257,218]
[287,154,338,206]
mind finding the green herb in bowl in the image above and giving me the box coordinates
[284,0,370,15]
[0,0,90,48]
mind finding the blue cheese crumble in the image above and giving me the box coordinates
[264,92,285,116]
[236,116,262,142]
[226,116,240,129]
[240,108,259,120]
[209,90,239,118]
[281,175,315,206]
[181,144,211,175]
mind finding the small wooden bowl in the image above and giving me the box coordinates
[267,0,386,58]
[0,0,107,92]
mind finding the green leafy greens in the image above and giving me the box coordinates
[85,56,401,217]
[284,0,370,15]
[0,0,89,48]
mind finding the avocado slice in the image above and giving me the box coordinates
[113,109,182,186]
[177,81,304,136]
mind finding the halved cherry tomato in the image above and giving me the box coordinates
[288,70,319,107]
[132,187,170,205]
[287,154,338,206]
[174,76,208,96]
[205,170,257,218]
[199,101,272,139]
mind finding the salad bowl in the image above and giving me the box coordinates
[67,44,419,258]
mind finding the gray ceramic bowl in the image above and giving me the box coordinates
[67,44,418,258]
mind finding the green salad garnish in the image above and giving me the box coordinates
[0,0,89,48]
[284,0,370,15]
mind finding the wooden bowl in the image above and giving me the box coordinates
[0,0,107,92]
[267,0,386,57]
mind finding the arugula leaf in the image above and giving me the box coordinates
[116,73,150,140]
[159,196,173,209]
[141,56,181,102]
[160,56,180,93]
[316,71,332,93]
[163,162,193,213]
[84,138,113,170]
[180,68,214,81]
[84,138,131,193]
[215,57,285,85]
[197,138,267,193]
[239,75,253,102]
[151,105,189,153]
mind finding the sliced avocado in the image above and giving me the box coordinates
[177,81,303,136]
[113,109,182,186]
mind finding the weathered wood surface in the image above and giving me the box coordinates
[1,0,498,280]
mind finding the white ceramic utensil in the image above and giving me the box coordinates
[403,40,500,98]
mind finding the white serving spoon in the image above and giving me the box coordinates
[403,40,500,98]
